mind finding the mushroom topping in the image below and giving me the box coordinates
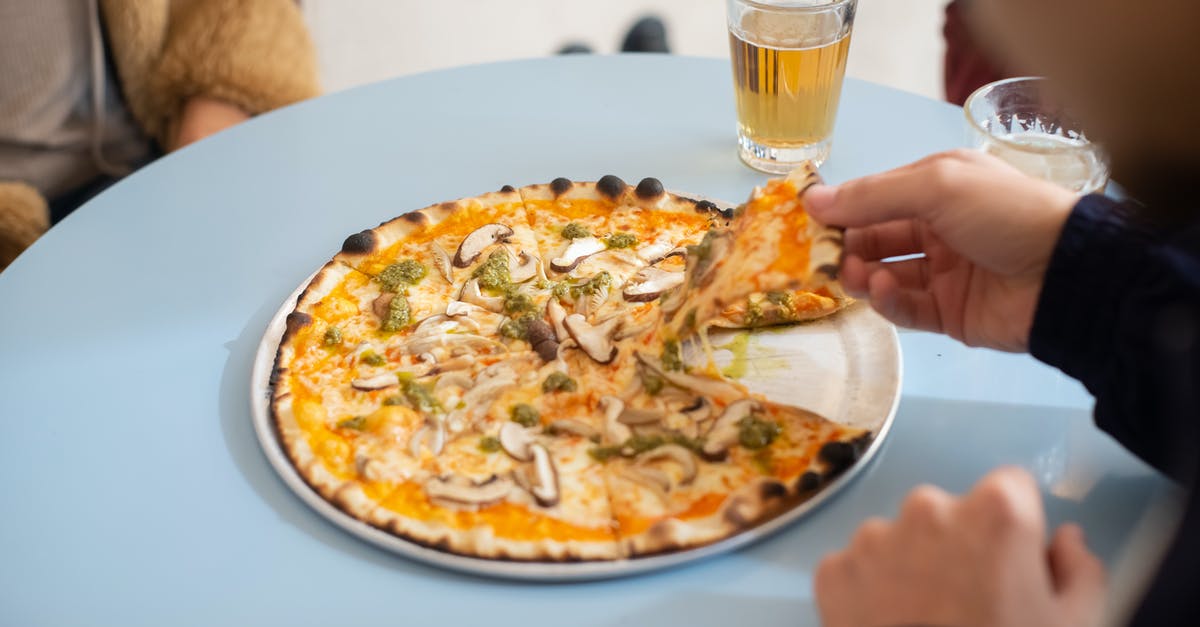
[550,236,606,273]
[635,352,746,405]
[446,300,485,317]
[702,399,761,458]
[619,467,671,501]
[545,418,600,440]
[614,316,657,341]
[424,474,513,507]
[680,397,714,424]
[409,421,446,457]
[351,373,398,391]
[433,372,474,393]
[372,292,395,319]
[528,444,560,507]
[459,278,504,312]
[638,444,698,485]
[525,318,559,362]
[622,266,686,302]
[636,241,675,265]
[402,332,505,356]
[563,313,620,364]
[509,250,540,283]
[546,298,570,342]
[618,405,666,426]
[499,422,535,462]
[453,223,514,268]
[431,242,454,282]
[599,395,632,443]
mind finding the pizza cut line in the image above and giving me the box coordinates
[270,173,868,561]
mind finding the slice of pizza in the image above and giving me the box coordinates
[593,353,872,555]
[710,285,852,330]
[662,163,843,340]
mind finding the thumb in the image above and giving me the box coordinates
[802,157,959,228]
[1048,524,1107,623]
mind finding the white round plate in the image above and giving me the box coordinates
[250,218,901,582]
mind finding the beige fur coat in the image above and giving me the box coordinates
[0,0,319,269]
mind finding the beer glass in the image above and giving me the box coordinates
[727,0,857,173]
[965,77,1109,194]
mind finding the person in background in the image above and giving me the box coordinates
[811,0,1198,625]
[0,0,319,270]
[943,0,1006,105]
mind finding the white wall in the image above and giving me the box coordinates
[305,0,950,99]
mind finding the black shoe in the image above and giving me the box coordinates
[621,16,670,53]
[557,43,593,55]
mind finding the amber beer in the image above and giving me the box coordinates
[727,0,857,173]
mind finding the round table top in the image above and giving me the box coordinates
[0,55,1176,626]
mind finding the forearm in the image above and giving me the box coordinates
[1030,195,1200,482]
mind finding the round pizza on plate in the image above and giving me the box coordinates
[269,172,870,561]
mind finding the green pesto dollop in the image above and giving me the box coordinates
[509,403,540,427]
[499,312,538,340]
[687,230,719,286]
[570,271,612,298]
[744,298,765,326]
[550,281,571,300]
[479,436,502,453]
[542,371,577,393]
[561,222,591,239]
[381,395,405,406]
[360,350,386,367]
[640,370,664,396]
[587,445,622,462]
[661,339,684,372]
[377,259,428,292]
[381,293,412,332]
[604,232,638,249]
[587,433,704,462]
[503,290,536,314]
[323,326,343,346]
[472,249,511,292]
[401,379,440,413]
[337,415,367,430]
[738,415,781,449]
[765,290,799,320]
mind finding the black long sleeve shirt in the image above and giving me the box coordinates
[1030,194,1199,625]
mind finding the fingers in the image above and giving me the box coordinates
[867,268,943,333]
[1049,524,1108,620]
[844,220,923,261]
[963,466,1047,542]
[804,150,980,228]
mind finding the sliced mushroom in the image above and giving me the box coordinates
[526,318,559,362]
[614,316,657,341]
[459,279,504,313]
[550,236,606,273]
[351,373,398,391]
[545,419,600,440]
[453,223,513,268]
[563,313,620,364]
[528,444,560,507]
[546,298,570,342]
[424,474,513,507]
[372,292,395,319]
[636,241,675,265]
[509,250,540,283]
[499,422,535,462]
[446,300,485,317]
[619,467,671,502]
[409,421,446,457]
[460,367,517,409]
[431,242,454,282]
[681,397,714,424]
[600,395,632,443]
[576,279,610,318]
[622,266,686,302]
[638,444,698,485]
[402,332,505,356]
[433,372,474,393]
[618,405,666,425]
[702,399,760,458]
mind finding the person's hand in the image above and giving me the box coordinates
[805,150,1078,352]
[171,96,250,151]
[815,467,1107,627]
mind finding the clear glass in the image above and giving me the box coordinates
[965,77,1109,195]
[726,0,857,173]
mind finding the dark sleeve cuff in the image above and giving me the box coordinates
[1029,194,1155,383]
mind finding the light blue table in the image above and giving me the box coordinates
[0,56,1177,626]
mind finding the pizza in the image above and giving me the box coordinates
[270,173,868,561]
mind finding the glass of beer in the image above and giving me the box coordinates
[965,77,1109,194]
[727,0,857,173]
